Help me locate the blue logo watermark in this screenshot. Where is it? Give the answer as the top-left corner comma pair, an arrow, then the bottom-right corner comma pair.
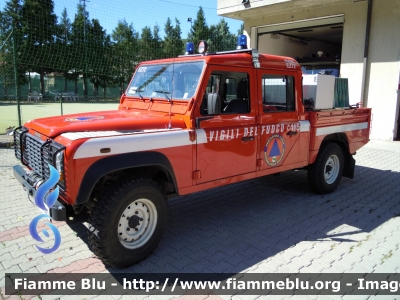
28,165 -> 62,254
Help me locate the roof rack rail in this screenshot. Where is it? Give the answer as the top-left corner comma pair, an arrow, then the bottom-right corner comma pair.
216,48 -> 261,68
178,48 -> 261,69
178,54 -> 203,57
215,48 -> 254,55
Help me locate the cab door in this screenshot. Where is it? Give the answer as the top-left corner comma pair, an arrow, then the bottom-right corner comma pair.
195,66 -> 257,183
257,70 -> 302,173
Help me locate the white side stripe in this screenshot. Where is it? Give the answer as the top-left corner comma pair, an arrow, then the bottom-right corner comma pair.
316,122 -> 368,136
299,120 -> 310,132
196,129 -> 208,144
74,130 -> 205,159
62,129 -> 181,141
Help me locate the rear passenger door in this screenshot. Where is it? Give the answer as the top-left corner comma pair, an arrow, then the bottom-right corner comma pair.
195,66 -> 258,183
257,70 -> 301,174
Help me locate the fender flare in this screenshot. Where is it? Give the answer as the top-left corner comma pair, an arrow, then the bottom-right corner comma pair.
74,151 -> 178,205
322,132 -> 349,150
318,133 -> 355,179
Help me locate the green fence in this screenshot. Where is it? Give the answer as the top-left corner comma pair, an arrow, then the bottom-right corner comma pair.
0,0 -> 243,133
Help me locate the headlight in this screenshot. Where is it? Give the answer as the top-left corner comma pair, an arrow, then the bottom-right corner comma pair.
55,150 -> 65,182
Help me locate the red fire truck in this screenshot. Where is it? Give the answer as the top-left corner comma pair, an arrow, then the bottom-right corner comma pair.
13,37 -> 371,268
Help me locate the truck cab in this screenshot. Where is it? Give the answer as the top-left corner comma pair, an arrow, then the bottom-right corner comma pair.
13,37 -> 371,268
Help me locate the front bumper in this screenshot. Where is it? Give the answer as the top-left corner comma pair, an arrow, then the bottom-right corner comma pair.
13,165 -> 67,221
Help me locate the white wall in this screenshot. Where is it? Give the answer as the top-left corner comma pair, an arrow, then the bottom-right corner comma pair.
339,3 -> 367,107
364,0 -> 400,140
234,0 -> 400,140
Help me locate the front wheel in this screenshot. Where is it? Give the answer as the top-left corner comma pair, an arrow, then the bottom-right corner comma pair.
308,142 -> 344,194
88,178 -> 168,268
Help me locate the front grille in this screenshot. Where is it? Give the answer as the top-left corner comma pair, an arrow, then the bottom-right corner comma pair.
25,135 -> 52,180
14,129 -> 66,189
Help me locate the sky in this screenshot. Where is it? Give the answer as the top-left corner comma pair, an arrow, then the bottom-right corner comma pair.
0,0 -> 243,39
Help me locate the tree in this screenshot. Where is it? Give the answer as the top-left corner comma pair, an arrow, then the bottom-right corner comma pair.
88,18 -> 110,97
59,8 -> 72,43
188,7 -> 209,47
71,3 -> 91,95
1,0 -> 26,99
163,17 -> 183,58
21,0 -> 58,95
237,22 -> 244,36
0,9 -> 14,99
139,25 -> 163,61
58,8 -> 72,93
98,34 -> 115,98
111,20 -> 139,95
2,0 -> 21,33
208,18 -> 236,52
139,26 -> 153,62
152,24 -> 163,59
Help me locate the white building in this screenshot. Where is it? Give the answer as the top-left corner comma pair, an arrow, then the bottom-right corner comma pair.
218,0 -> 400,140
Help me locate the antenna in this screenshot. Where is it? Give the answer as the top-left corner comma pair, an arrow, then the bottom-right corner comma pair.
167,36 -> 179,130
168,99 -> 173,129
168,59 -> 175,130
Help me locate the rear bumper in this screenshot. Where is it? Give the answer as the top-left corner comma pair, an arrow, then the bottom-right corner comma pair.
13,165 -> 67,221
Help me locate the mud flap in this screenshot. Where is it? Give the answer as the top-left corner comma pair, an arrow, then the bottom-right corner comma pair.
343,154 -> 355,179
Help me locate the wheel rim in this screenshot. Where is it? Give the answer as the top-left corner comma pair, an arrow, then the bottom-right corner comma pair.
324,154 -> 340,184
118,198 -> 157,249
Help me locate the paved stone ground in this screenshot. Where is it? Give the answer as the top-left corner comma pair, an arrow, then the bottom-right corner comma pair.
0,134 -> 13,148
1,140 -> 400,300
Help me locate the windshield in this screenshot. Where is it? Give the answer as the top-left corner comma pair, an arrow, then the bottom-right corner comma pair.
126,61 -> 204,101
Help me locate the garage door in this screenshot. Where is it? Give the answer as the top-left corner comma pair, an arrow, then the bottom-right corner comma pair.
254,15 -> 344,75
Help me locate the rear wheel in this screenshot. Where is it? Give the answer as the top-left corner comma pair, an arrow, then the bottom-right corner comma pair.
88,178 -> 167,268
308,142 -> 344,194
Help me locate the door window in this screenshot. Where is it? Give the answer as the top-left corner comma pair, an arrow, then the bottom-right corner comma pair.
262,75 -> 295,112
201,71 -> 250,115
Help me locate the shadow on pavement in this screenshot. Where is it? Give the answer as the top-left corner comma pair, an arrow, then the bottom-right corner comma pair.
68,164 -> 400,274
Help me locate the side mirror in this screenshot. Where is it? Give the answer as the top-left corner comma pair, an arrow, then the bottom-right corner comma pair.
207,93 -> 221,115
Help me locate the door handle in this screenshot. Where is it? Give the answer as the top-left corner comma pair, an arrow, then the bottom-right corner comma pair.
287,131 -> 298,136
242,136 -> 254,142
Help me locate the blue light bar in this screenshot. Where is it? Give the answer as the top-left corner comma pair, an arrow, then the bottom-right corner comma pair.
185,42 -> 194,55
236,35 -> 247,50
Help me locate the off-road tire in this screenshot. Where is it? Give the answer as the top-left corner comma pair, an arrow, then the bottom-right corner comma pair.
308,142 -> 344,194
88,178 -> 167,268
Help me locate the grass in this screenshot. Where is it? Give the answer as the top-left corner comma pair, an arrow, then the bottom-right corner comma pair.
0,102 -> 119,134
349,234 -> 371,253
381,250 -> 393,264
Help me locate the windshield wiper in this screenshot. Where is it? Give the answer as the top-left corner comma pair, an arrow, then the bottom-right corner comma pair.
154,90 -> 171,102
136,88 -> 145,100
130,88 -> 145,100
